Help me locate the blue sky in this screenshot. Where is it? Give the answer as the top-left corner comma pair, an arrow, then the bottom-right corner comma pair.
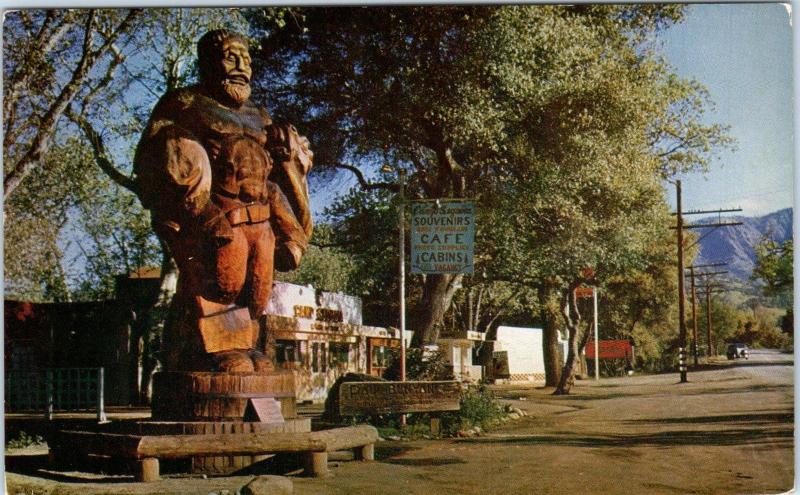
660,3 -> 794,217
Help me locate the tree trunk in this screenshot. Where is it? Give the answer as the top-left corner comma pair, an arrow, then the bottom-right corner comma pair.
138,248 -> 178,404
410,273 -> 462,347
555,285 -> 586,395
539,282 -> 562,387
127,316 -> 142,405
554,320 -> 583,394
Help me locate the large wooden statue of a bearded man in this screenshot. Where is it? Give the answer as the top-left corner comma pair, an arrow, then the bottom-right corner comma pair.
134,30 -> 313,374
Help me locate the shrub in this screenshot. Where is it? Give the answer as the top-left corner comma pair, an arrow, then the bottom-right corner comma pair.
382,347 -> 454,381
350,349 -> 509,437
442,384 -> 509,435
7,431 -> 44,449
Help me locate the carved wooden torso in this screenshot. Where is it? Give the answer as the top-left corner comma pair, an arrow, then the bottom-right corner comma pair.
164,87 -> 272,166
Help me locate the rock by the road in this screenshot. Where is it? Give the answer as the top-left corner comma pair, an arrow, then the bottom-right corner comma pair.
240,475 -> 293,495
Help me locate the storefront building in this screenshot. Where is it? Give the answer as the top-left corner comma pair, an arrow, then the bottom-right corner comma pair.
264,282 -> 411,402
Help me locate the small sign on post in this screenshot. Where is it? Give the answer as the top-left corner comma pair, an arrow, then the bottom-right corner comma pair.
244,397 -> 285,424
410,200 -> 475,274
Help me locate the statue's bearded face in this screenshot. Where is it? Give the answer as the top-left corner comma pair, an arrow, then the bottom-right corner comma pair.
212,39 -> 252,107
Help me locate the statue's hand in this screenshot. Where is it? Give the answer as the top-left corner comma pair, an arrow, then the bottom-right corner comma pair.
267,123 -> 313,174
269,145 -> 293,163
274,241 -> 305,272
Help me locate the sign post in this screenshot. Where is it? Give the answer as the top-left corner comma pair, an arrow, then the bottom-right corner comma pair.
398,169 -> 407,385
575,286 -> 599,380
593,288 -> 599,381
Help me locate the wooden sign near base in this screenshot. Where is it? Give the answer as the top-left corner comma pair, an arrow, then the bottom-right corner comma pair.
244,397 -> 285,424
338,381 -> 461,417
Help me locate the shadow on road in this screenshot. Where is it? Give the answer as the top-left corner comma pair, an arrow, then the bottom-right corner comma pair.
376,444 -> 419,461
696,361 -> 794,371
625,412 -> 793,426
384,456 -> 467,466
546,383 -> 791,402
5,453 -> 136,483
678,384 -> 792,397
462,427 -> 792,448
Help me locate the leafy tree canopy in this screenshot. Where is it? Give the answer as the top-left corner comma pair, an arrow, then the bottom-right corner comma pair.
249,5 -> 733,353
752,237 -> 793,299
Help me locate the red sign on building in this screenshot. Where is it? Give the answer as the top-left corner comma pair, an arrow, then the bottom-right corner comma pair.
586,340 -> 633,360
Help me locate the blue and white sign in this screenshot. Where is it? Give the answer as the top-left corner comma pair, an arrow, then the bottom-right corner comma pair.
410,200 -> 475,274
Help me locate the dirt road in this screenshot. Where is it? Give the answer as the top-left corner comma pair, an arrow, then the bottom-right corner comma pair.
6,349 -> 794,495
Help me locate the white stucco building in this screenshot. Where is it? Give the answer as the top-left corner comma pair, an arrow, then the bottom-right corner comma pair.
492,326 -> 567,383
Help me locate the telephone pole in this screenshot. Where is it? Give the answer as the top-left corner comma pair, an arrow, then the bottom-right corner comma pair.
699,284 -> 731,357
672,180 -> 741,382
674,181 -> 688,381
706,286 -> 713,356
685,264 -> 727,363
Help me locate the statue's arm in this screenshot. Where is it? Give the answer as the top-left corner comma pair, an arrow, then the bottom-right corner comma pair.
265,122 -> 314,238
268,182 -> 309,272
133,90 -> 232,243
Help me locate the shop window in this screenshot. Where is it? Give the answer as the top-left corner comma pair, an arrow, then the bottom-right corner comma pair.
330,343 -> 351,368
369,343 -> 398,377
472,345 -> 481,365
275,340 -> 304,369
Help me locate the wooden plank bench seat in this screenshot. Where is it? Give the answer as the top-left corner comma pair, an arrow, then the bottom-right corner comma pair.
53,425 -> 378,481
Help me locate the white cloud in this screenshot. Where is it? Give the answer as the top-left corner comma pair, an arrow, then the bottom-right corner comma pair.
734,197 -> 792,217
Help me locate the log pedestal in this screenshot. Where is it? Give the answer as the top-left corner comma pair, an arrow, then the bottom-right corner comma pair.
150,370 -> 301,474
151,370 -> 297,421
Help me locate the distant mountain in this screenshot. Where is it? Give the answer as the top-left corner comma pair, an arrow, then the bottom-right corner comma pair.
695,208 -> 792,282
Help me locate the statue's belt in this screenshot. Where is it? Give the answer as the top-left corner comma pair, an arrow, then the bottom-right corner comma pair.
226,203 -> 270,226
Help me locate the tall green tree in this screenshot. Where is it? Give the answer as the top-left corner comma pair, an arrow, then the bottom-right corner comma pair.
250,5 -> 732,356
3,10 -> 142,199
752,237 -> 793,298
752,236 -> 793,342
275,223 -> 358,295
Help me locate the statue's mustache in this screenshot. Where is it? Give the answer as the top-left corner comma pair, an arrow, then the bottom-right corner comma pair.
224,72 -> 250,85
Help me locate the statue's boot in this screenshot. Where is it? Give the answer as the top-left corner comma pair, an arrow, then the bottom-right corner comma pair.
212,349 -> 254,372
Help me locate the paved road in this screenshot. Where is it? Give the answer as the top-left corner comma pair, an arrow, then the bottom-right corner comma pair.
294,349 -> 794,495
5,349 -> 794,495
739,347 -> 793,368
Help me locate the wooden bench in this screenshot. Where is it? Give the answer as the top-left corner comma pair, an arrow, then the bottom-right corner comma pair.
53,425 -> 378,481
337,381 -> 461,435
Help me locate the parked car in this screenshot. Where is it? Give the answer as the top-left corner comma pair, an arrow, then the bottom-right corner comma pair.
726,343 -> 749,360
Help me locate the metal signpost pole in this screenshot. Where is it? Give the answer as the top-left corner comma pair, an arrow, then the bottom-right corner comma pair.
399,169 -> 407,384
706,287 -> 713,357
690,266 -> 699,366
593,288 -> 599,381
397,169 -> 407,427
97,367 -> 107,423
